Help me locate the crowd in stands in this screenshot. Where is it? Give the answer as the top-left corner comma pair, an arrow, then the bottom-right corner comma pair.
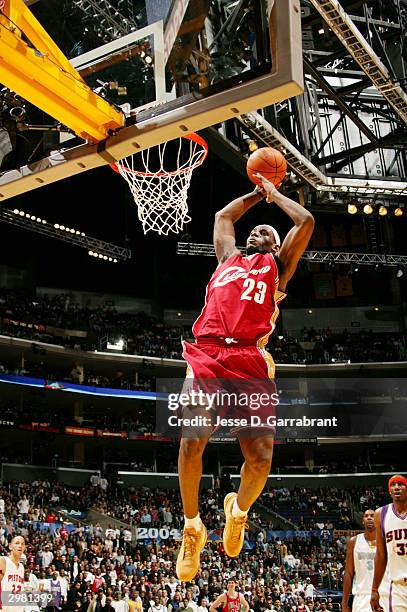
0,478 -> 374,611
0,396 -> 156,436
269,327 -> 406,364
0,359 -> 154,392
259,487 -> 355,531
0,290 -> 406,365
0,290 -> 182,358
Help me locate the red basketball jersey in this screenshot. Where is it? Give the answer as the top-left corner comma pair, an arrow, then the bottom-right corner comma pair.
222,593 -> 241,612
192,252 -> 286,345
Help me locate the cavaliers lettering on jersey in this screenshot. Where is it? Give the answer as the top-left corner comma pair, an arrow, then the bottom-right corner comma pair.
222,593 -> 241,612
192,252 -> 286,344
381,503 -> 407,585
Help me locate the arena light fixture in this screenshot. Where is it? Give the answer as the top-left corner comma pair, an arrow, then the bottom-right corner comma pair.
396,268 -> 404,278
378,206 -> 388,216
347,203 -> 357,214
1,208 -> 130,261
394,207 -> 404,217
363,203 -> 373,215
177,242 -> 407,268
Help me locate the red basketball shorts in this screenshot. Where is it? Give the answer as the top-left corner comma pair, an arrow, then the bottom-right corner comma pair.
181,338 -> 277,436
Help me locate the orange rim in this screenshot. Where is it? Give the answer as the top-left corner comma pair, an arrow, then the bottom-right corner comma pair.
110,132 -> 208,177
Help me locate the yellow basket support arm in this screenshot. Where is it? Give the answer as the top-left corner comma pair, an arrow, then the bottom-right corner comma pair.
0,0 -> 124,142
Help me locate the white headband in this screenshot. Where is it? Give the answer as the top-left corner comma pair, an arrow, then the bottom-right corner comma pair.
266,225 -> 281,246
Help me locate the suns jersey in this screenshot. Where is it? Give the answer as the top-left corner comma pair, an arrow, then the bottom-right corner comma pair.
381,503 -> 407,585
192,252 -> 286,343
0,556 -> 24,610
352,533 -> 390,597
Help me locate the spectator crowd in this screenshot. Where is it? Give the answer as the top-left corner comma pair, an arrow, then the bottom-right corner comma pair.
0,290 -> 405,365
0,478 -> 389,611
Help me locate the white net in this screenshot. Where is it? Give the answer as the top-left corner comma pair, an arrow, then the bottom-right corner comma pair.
114,134 -> 208,236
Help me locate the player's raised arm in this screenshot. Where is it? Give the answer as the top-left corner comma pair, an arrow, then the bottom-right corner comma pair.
213,187 -> 264,264
341,536 -> 356,612
255,173 -> 314,291
209,593 -> 226,612
371,508 -> 386,612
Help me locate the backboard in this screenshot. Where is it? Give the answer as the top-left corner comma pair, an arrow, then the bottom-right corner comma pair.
0,0 -> 304,200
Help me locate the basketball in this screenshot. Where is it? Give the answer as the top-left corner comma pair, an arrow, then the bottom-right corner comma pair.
246,147 -> 287,187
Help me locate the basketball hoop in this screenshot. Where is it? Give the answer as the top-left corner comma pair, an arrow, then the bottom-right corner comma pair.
111,133 -> 208,236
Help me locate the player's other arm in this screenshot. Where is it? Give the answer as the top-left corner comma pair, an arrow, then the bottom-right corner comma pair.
209,594 -> 226,612
341,536 -> 356,612
371,508 -> 387,612
255,174 -> 314,291
0,556 -> 5,580
214,188 -> 264,264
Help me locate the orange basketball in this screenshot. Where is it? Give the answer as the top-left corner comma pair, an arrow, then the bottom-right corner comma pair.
246,147 -> 287,187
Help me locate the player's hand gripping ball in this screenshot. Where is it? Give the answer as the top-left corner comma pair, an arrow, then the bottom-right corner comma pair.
247,146 -> 287,188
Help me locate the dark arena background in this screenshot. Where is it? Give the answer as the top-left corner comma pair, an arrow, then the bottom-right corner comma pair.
0,0 -> 406,611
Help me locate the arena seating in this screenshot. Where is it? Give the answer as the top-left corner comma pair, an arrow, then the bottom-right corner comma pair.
1,290 -> 405,365
1,479 -> 387,610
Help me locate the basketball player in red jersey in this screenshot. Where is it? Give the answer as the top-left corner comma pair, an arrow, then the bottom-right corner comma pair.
0,535 -> 26,612
175,173 -> 314,581
209,579 -> 249,612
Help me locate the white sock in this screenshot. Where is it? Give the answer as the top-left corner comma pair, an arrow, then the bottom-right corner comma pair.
232,499 -> 248,519
184,514 -> 202,531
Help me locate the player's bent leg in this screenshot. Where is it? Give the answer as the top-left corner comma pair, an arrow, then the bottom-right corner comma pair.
178,436 -> 209,518
237,435 -> 274,510
222,435 -> 274,557
176,436 -> 210,581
